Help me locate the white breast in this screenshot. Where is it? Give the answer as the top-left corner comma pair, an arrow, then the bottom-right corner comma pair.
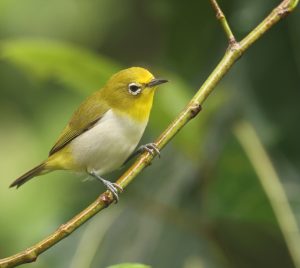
70,109 -> 147,175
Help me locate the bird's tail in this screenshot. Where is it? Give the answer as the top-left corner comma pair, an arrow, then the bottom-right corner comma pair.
10,162 -> 49,188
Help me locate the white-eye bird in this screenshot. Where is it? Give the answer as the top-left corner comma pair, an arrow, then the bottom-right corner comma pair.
10,67 -> 168,201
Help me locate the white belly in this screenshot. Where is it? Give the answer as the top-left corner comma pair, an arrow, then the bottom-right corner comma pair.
70,109 -> 147,175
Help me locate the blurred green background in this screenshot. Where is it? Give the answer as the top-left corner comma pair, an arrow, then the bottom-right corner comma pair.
0,0 -> 299,267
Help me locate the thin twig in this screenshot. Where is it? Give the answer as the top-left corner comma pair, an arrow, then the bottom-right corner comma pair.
234,121 -> 300,268
210,0 -> 237,47
0,0 -> 298,267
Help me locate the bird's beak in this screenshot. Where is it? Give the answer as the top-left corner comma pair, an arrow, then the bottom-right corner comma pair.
147,78 -> 168,88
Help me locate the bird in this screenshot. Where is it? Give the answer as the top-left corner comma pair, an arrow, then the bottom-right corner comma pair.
10,67 -> 168,201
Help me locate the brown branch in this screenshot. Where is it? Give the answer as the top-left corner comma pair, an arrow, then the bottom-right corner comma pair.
0,0 -> 298,267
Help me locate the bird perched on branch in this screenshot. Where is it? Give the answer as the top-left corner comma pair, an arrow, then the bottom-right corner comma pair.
10,67 -> 168,201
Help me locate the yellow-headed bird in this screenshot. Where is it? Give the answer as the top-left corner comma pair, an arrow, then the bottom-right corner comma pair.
10,67 -> 168,201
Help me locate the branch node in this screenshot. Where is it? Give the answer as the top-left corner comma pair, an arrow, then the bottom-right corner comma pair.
99,192 -> 113,207
24,249 -> 37,263
276,5 -> 290,17
229,37 -> 237,47
189,103 -> 202,119
215,9 -> 224,20
210,0 -> 237,45
229,40 -> 241,54
59,223 -> 73,236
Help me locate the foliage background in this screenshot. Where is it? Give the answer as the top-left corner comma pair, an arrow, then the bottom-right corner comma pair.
0,0 -> 299,267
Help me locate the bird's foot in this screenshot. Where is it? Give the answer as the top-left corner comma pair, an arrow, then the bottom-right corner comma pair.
139,143 -> 160,158
101,179 -> 123,203
89,171 -> 123,203
123,143 -> 161,166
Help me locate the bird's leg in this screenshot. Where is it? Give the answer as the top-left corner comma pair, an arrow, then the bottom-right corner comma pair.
124,143 -> 160,165
89,170 -> 123,203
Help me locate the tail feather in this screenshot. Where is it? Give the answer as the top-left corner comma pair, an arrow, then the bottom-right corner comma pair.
10,163 -> 47,188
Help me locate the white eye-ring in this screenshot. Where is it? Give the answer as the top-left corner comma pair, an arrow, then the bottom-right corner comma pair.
128,83 -> 142,95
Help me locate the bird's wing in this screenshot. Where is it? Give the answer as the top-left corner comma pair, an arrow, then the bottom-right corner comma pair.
49,91 -> 110,156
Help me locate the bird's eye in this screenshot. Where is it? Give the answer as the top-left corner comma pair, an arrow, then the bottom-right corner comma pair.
128,83 -> 142,95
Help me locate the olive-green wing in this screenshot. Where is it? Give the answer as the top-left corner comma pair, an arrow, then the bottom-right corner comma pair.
49,91 -> 109,156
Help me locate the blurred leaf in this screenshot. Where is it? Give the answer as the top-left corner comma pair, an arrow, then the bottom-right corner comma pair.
201,132 -> 293,267
203,132 -> 277,222
210,219 -> 294,268
234,121 -> 300,268
1,38 -> 120,92
106,263 -> 151,268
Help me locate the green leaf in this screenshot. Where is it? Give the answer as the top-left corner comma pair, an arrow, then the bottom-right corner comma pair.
106,263 -> 151,268
1,38 -> 120,93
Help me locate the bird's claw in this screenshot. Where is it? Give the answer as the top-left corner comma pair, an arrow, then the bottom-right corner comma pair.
89,171 -> 123,203
139,143 -> 160,158
102,180 -> 123,203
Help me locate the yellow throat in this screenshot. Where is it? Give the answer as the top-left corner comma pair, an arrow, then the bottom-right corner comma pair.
101,67 -> 160,122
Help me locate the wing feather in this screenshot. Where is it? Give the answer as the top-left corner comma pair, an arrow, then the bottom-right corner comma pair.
49,91 -> 109,156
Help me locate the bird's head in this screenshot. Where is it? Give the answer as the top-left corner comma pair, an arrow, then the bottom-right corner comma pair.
102,67 -> 168,122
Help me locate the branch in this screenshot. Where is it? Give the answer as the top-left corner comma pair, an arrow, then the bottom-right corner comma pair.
210,0 -> 237,46
0,1 -> 298,267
